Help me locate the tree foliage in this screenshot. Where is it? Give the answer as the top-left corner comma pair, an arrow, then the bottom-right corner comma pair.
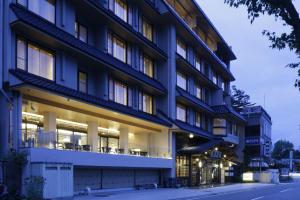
224,0 -> 300,89
272,139 -> 294,159
231,85 -> 255,111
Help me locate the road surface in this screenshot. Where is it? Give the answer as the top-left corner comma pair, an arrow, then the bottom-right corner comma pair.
176,181 -> 300,200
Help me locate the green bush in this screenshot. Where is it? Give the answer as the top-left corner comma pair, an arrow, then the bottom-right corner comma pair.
24,176 -> 45,200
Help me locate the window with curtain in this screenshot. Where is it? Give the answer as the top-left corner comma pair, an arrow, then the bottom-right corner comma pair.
177,72 -> 187,90
108,33 -> 131,64
17,38 -> 54,80
195,56 -> 201,71
75,22 -> 87,43
195,112 -> 201,127
213,118 -> 227,136
176,104 -> 186,122
176,39 -> 187,59
17,0 -> 56,23
195,84 -> 202,100
109,80 -> 128,105
78,71 -> 87,93
142,18 -> 153,41
139,92 -> 153,114
142,54 -> 154,78
114,0 -> 128,22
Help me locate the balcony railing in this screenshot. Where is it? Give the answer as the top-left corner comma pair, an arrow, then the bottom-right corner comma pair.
21,130 -> 171,159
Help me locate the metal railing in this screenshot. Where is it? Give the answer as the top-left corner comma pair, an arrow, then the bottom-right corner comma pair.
21,130 -> 171,159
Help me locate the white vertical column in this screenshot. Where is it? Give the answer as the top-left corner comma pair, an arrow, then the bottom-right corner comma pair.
88,121 -> 98,152
119,128 -> 129,154
43,112 -> 57,148
43,112 -> 57,133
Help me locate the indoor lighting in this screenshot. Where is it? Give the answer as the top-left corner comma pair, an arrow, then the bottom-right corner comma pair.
229,162 -> 232,167
189,133 -> 194,138
57,118 -> 88,127
22,112 -> 43,118
198,161 -> 203,168
220,163 -> 223,169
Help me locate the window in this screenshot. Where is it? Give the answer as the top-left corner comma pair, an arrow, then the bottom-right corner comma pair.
75,22 -> 87,43
195,84 -> 202,100
108,33 -> 131,64
212,70 -> 218,85
177,39 -> 187,58
142,18 -> 153,41
139,92 -> 153,114
195,56 -> 201,71
176,104 -> 186,122
177,72 -> 187,90
232,122 -> 237,136
142,54 -> 154,78
17,0 -> 56,23
78,71 -> 87,93
109,80 -> 128,106
17,38 -> 54,80
195,112 -> 201,127
114,0 -> 128,22
213,118 -> 226,136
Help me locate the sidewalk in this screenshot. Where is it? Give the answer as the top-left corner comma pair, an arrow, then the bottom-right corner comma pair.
74,183 -> 274,200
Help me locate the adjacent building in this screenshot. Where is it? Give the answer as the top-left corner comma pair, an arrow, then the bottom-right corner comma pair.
242,106 -> 272,168
0,0 -> 245,198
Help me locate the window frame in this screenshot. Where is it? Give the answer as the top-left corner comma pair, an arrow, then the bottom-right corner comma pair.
176,104 -> 187,122
78,71 -> 88,93
17,0 -> 56,24
195,112 -> 201,128
109,33 -> 129,64
142,17 -> 153,41
176,39 -> 187,59
109,79 -> 129,106
176,71 -> 187,90
113,0 -> 128,23
16,36 -> 56,81
75,21 -> 88,43
142,54 -> 154,78
139,92 -> 153,114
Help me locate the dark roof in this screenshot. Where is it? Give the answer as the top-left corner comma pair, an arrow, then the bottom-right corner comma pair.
176,87 -> 214,114
10,69 -> 172,127
177,139 -> 223,154
10,3 -> 167,94
174,120 -> 216,140
212,105 -> 246,122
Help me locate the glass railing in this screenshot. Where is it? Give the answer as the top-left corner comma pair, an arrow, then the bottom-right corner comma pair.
21,130 -> 171,159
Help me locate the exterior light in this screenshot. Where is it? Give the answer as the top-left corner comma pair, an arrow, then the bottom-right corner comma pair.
229,162 -> 232,167
198,161 -> 203,168
224,154 -> 227,158
205,152 -> 208,155
195,158 -> 199,162
220,163 -> 223,169
189,133 -> 194,138
215,147 -> 218,151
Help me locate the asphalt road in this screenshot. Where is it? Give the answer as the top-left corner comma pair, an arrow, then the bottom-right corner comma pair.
179,181 -> 300,200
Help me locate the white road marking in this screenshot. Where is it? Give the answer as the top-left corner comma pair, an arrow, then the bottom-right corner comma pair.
251,197 -> 264,200
280,188 -> 292,193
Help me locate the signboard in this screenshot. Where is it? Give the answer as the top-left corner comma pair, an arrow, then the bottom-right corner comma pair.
210,150 -> 222,159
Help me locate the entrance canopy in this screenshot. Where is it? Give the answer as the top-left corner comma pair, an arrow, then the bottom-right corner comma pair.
177,139 -> 223,154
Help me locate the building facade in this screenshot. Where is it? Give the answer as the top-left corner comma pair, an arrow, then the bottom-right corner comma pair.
0,0 -> 244,198
242,106 -> 272,168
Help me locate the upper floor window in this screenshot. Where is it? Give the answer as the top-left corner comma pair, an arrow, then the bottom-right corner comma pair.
75,22 -> 87,43
109,79 -> 128,106
176,104 -> 186,122
195,56 -> 201,71
142,18 -> 153,41
213,118 -> 226,136
78,71 -> 87,93
195,84 -> 202,100
108,33 -> 131,64
17,0 -> 56,23
212,70 -> 218,85
139,92 -> 153,114
113,0 -> 128,22
177,72 -> 187,90
142,54 -> 154,78
195,112 -> 201,128
17,38 -> 54,80
176,39 -> 186,59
